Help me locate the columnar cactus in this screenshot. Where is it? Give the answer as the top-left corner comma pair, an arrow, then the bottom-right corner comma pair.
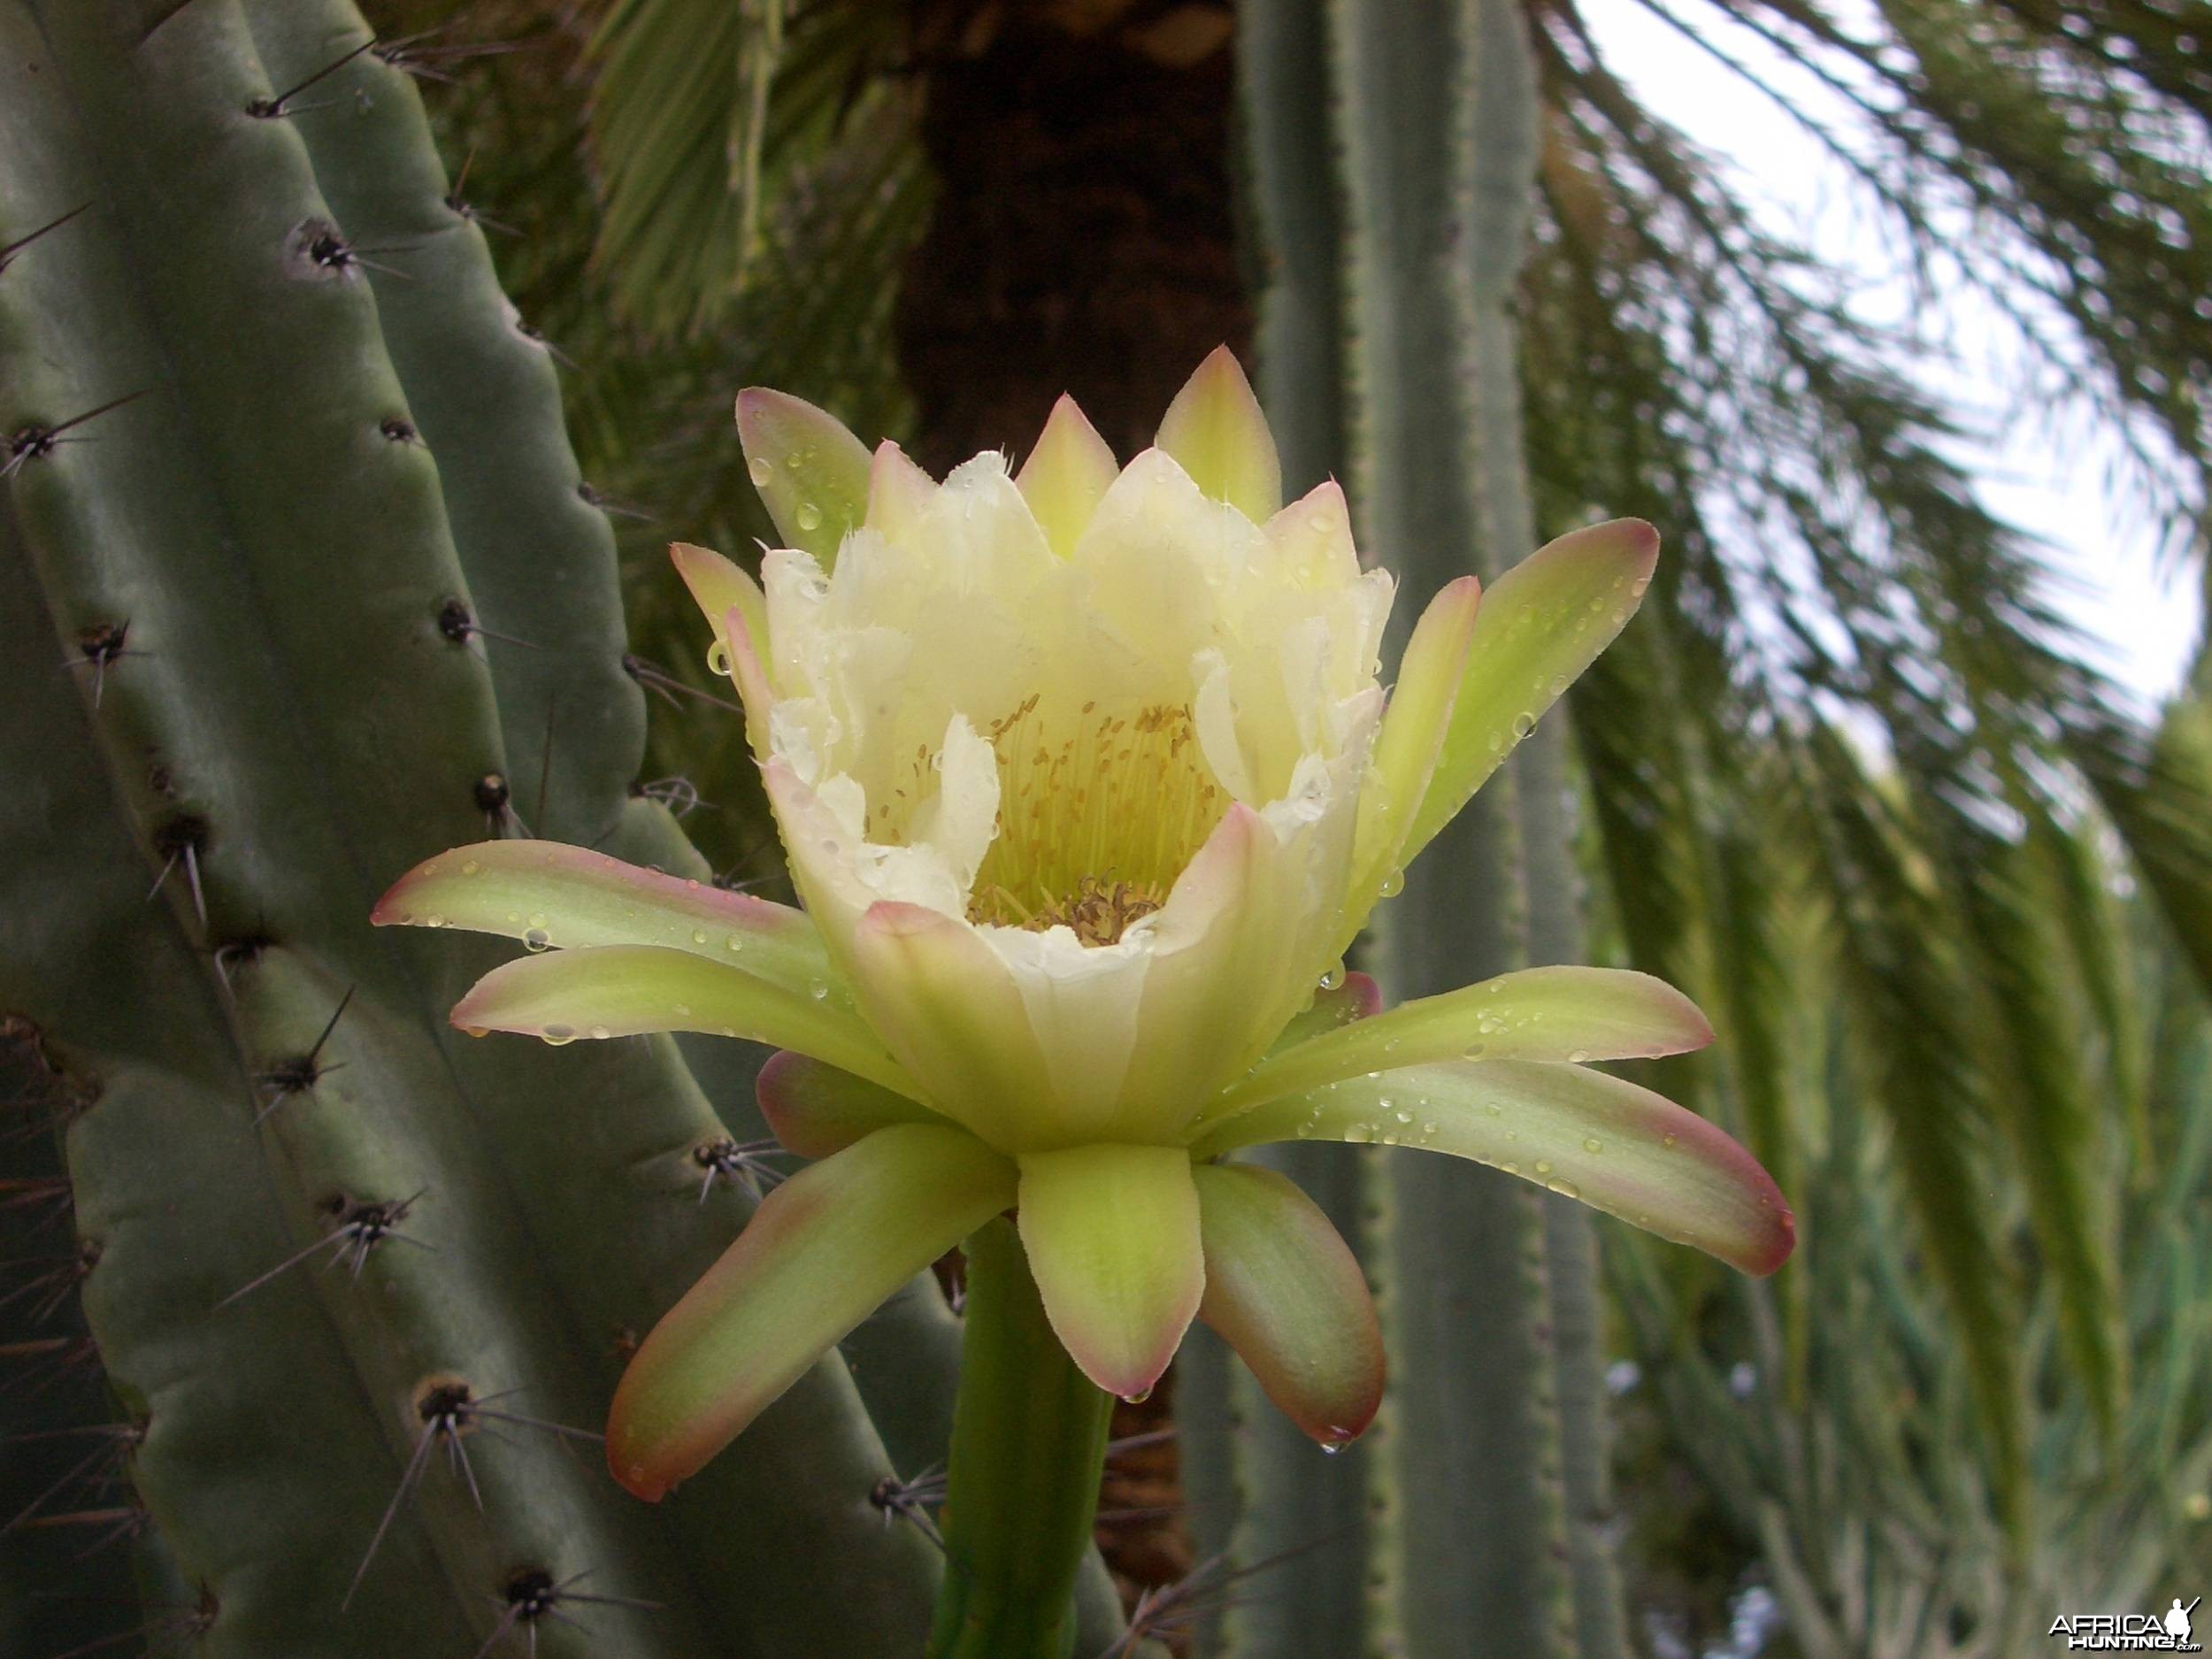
0,3 -> 1124,1652
1177,3 -> 1655,1655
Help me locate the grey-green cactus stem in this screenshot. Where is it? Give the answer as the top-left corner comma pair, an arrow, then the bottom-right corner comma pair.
1189,0 -> 1632,1653
0,0 -> 1115,1650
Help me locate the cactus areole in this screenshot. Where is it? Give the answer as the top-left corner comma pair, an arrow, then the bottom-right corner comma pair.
377,349 -> 1793,1651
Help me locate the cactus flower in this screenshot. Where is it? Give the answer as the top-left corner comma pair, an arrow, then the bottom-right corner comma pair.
376,349 -> 1793,1502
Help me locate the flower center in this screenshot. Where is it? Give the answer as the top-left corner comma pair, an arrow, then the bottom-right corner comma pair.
961,694 -> 1228,940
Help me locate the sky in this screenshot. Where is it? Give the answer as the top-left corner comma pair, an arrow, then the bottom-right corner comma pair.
1586,3 -> 2204,710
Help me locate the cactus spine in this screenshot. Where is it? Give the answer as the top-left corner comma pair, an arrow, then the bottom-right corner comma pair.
1179,2 -> 1626,1654
0,4 -> 1135,1653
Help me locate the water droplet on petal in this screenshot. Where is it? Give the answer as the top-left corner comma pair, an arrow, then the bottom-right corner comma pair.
795,501 -> 823,533
460,858 -> 481,875
1510,711 -> 1535,739
423,912 -> 446,928
1548,1179 -> 1581,1200
1661,1133 -> 1678,1148
706,641 -> 733,676
1318,962 -> 1345,991
1344,1123 -> 1374,1145
748,456 -> 773,488
1121,1386 -> 1151,1405
692,928 -> 710,945
1583,1136 -> 1603,1154
1393,1108 -> 1414,1125
1566,1048 -> 1590,1064
809,979 -> 830,1001
522,926 -> 550,952
1319,1440 -> 1347,1455
1535,1160 -> 1554,1176
588,1024 -> 611,1041
1463,1041 -> 1487,1060
1379,867 -> 1405,898
542,1024 -> 576,1046
726,934 -> 745,951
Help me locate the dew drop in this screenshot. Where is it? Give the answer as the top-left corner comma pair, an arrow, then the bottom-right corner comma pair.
795,501 -> 823,533
1318,962 -> 1345,991
1582,1136 -> 1603,1154
522,926 -> 550,952
691,928 -> 710,945
1566,1048 -> 1590,1064
1511,711 -> 1535,739
460,1024 -> 490,1039
1547,1179 -> 1581,1200
1296,1121 -> 1316,1139
1379,867 -> 1405,898
1344,1123 -> 1375,1144
1393,1108 -> 1414,1125
1319,1440 -> 1348,1456
1379,1132 -> 1400,1146
1422,1120 -> 1440,1136
1502,1160 -> 1520,1175
527,912 -> 547,929
460,858 -> 481,875
748,456 -> 773,488
1535,1160 -> 1554,1176
809,979 -> 830,1001
542,1024 -> 577,1046
1463,1041 -> 1488,1060
588,1024 -> 611,1041
726,934 -> 745,952
706,641 -> 733,676
424,912 -> 446,928
1661,1132 -> 1678,1148
1121,1387 -> 1152,1405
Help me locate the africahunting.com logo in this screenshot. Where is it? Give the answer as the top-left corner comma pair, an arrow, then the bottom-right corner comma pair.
2048,1598 -> 2200,1651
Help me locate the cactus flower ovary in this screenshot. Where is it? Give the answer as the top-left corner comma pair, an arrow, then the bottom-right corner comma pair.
376,349 -> 1793,1502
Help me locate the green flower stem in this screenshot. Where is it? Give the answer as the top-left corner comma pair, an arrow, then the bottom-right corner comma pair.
927,1217 -> 1117,1659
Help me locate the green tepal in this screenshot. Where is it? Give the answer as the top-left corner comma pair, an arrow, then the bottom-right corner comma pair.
0,3 -> 1125,1654
1178,1 -> 1626,1654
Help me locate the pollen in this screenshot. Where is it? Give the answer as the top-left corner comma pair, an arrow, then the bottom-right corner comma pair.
956,694 -> 1227,940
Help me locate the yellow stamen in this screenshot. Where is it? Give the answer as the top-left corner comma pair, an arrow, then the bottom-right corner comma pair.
953,695 -> 1226,940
